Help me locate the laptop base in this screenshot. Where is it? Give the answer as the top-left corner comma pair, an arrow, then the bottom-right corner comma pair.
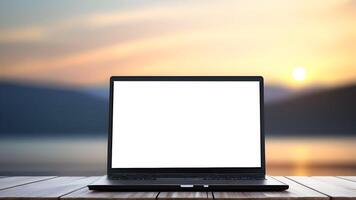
88,176 -> 288,191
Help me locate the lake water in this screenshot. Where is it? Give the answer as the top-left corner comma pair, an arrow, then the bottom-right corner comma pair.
0,136 -> 355,175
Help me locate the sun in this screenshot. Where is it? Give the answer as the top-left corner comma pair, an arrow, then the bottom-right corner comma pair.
292,67 -> 306,81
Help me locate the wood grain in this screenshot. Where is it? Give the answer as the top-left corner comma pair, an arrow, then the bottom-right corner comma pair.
207,192 -> 213,199
62,187 -> 158,200
213,176 -> 328,200
338,176 -> 356,182
158,192 -> 210,200
0,176 -> 55,190
288,176 -> 356,199
0,176 -> 355,200
0,176 -> 98,200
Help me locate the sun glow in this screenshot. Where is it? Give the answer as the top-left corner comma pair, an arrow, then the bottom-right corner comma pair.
292,67 -> 307,82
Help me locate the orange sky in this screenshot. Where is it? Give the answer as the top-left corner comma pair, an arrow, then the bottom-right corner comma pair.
0,0 -> 355,88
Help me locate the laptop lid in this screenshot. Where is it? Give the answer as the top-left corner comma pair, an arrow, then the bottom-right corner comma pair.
108,76 -> 265,177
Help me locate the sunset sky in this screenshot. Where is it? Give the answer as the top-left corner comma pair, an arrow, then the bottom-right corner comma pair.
0,0 -> 355,88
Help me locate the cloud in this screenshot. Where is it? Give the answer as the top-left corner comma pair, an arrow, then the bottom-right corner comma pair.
0,27 -> 46,43
0,0 -> 355,87
0,3 -> 206,44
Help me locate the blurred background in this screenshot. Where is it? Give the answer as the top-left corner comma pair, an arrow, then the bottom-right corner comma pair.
0,0 -> 355,176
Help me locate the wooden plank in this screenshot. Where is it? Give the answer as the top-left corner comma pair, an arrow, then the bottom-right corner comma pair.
207,192 -> 213,199
213,176 -> 328,200
338,176 -> 356,182
288,176 -> 356,199
0,176 -> 98,200
0,176 -> 55,190
158,192 -> 210,200
62,187 -> 157,200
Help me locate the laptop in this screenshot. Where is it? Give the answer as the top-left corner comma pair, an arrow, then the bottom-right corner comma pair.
88,76 -> 288,191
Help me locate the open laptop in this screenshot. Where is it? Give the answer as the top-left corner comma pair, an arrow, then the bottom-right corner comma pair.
88,76 -> 288,191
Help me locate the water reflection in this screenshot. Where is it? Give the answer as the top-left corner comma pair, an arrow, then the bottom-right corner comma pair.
266,137 -> 356,175
0,136 -> 355,175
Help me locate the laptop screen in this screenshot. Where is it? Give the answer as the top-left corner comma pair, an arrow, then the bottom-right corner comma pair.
111,81 -> 261,168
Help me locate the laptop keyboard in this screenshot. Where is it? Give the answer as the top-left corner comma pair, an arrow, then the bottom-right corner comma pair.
203,176 -> 261,180
112,175 -> 263,181
112,175 -> 156,180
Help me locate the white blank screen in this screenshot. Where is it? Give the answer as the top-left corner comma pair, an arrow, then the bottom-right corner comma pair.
112,81 -> 261,168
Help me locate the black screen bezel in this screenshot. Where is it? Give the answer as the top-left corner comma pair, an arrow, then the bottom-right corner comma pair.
108,76 -> 265,177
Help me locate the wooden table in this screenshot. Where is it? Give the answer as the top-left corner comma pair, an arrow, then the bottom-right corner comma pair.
0,176 -> 355,200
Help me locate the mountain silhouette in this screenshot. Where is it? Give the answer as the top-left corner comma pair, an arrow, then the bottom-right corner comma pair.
1,81 -> 355,137
0,81 -> 108,137
265,84 -> 356,136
